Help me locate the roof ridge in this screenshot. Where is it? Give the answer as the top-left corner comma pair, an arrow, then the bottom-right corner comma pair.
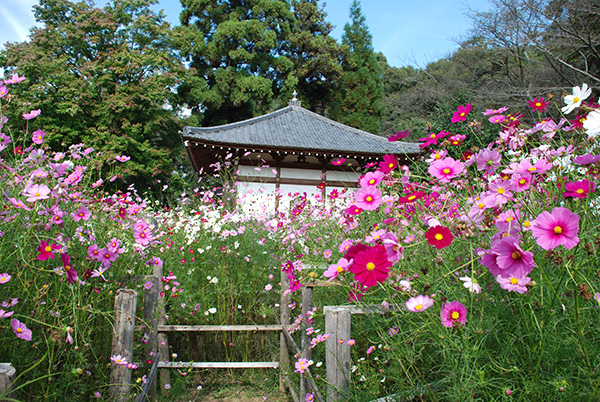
186,106 -> 293,133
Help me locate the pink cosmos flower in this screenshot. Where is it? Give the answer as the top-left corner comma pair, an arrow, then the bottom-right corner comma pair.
3,73 -> 26,84
0,309 -> 14,318
496,275 -> 531,294
23,183 -> 51,202
11,319 -> 32,341
31,129 -> 46,145
348,245 -> 392,288
332,157 -> 345,165
398,190 -> 426,204
354,186 -> 382,211
440,301 -> 467,328
481,236 -> 535,279
419,130 -> 449,148
573,153 -> 600,165
70,206 -> 92,222
23,109 -> 41,120
563,179 -> 595,198
381,232 -> 402,264
488,115 -> 506,124
451,103 -> 473,123
530,207 -> 580,250
0,85 -> 8,98
110,354 -> 129,366
406,295 -> 434,313
294,357 -> 313,373
428,157 -> 465,183
324,258 -> 350,282
115,155 -> 130,162
482,106 -> 509,116
359,171 -> 384,187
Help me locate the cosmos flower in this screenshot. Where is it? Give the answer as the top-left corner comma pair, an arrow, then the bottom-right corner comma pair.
440,301 -> 467,328
406,295 -> 434,313
530,207 -> 579,250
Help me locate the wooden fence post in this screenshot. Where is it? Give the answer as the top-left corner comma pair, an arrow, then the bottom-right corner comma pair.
109,288 -> 138,402
279,269 -> 291,391
0,363 -> 16,401
157,269 -> 170,393
325,307 -> 351,402
143,265 -> 161,398
300,286 -> 313,398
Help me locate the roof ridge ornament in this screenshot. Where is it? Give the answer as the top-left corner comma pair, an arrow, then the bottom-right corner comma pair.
289,90 -> 301,107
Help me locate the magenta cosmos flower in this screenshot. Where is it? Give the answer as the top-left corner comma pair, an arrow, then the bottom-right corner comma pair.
406,295 -> 434,313
563,179 -> 595,198
451,103 -> 473,123
354,186 -> 382,211
428,157 -> 465,183
37,240 -> 61,261
11,319 -> 32,341
348,245 -> 392,288
378,154 -> 398,174
440,301 -> 467,328
530,207 -> 579,250
425,226 -> 454,249
61,253 -> 79,284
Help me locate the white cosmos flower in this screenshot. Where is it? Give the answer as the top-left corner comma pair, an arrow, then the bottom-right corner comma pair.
562,83 -> 592,114
459,276 -> 482,294
583,110 -> 600,137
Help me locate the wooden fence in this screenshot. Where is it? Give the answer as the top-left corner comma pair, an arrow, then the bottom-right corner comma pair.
108,265 -> 372,402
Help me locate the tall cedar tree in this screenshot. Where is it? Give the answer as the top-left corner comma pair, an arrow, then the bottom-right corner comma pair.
175,0 -> 341,125
0,0 -> 186,193
328,0 -> 384,134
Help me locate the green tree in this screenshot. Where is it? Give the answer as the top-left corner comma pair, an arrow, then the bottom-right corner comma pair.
328,0 -> 384,134
286,0 -> 342,113
0,0 -> 186,193
176,0 -> 296,126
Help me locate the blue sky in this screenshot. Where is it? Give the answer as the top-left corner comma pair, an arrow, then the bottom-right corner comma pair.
0,0 -> 491,68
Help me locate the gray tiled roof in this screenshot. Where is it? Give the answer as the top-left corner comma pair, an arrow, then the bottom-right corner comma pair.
182,105 -> 420,156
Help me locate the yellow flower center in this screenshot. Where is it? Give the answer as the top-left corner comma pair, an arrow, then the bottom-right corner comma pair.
430,134 -> 436,138
510,277 -> 519,285
435,233 -> 443,241
45,246 -> 52,252
17,328 -> 22,333
451,311 -> 460,320
65,265 -> 71,271
554,226 -> 562,234
415,304 -> 423,311
519,179 -> 526,185
478,203 -> 484,209
535,102 -> 541,107
435,153 -> 441,159
388,163 -> 394,168
366,262 -> 376,271
574,96 -> 580,103
337,266 -> 344,273
366,196 -> 373,202
369,179 -> 375,185
576,189 -> 584,194
511,251 -> 521,260
497,188 -> 504,194
523,221 -> 531,227
528,167 -> 536,172
443,168 -> 450,174
460,112 -> 465,117
408,195 -> 416,201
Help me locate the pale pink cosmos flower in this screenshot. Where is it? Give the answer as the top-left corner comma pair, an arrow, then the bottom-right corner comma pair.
3,73 -> 26,84
428,157 -> 465,183
110,354 -> 128,366
71,205 -> 92,222
115,155 -> 131,162
0,273 -> 11,284
496,275 -> 531,294
323,258 -> 350,282
0,309 -> 14,318
483,106 -> 509,116
23,109 -> 41,120
475,148 -> 501,174
23,183 -> 51,202
294,358 -> 313,373
530,207 -> 579,250
0,85 -> 8,98
405,295 -> 434,313
11,319 -> 32,341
